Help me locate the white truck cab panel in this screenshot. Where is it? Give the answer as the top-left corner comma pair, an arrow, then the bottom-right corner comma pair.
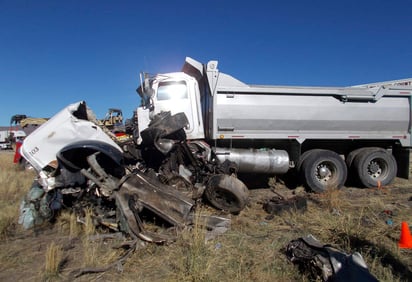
137,72 -> 205,142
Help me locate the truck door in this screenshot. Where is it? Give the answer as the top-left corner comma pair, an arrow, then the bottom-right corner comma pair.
154,80 -> 195,134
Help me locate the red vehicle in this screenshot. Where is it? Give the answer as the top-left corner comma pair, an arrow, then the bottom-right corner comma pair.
10,115 -> 48,168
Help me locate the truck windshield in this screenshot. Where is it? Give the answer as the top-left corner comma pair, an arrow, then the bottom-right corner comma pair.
157,81 -> 187,101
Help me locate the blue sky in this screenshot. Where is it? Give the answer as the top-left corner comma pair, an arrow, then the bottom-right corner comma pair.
1,0 -> 412,126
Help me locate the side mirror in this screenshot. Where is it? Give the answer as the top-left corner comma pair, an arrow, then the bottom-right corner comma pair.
137,73 -> 155,111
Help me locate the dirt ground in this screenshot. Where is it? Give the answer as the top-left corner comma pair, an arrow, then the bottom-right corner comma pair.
0,150 -> 412,281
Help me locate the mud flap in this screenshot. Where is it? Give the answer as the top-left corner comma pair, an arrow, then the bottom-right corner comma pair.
393,146 -> 410,179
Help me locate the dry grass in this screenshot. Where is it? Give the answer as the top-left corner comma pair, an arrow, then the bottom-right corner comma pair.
173,212 -> 211,281
317,186 -> 343,211
0,151 -> 411,281
0,152 -> 35,239
56,211 -> 82,238
44,241 -> 63,280
81,208 -> 100,267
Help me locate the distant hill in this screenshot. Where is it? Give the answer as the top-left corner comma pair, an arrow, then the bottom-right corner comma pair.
0,126 -> 22,131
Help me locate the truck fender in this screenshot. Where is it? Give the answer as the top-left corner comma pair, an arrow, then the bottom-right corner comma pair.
56,140 -> 124,178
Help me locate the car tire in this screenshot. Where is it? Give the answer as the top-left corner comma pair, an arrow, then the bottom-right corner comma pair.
204,174 -> 249,214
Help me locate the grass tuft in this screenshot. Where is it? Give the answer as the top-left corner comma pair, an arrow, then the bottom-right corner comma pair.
169,209 -> 214,281
0,153 -> 35,239
44,241 -> 63,280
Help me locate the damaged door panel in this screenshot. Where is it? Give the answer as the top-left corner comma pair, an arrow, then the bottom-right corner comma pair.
117,173 -> 194,227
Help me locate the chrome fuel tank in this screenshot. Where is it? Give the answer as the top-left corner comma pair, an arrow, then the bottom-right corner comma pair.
214,147 -> 289,174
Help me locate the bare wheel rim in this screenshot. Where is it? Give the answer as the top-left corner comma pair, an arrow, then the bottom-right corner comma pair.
301,149 -> 347,192
367,158 -> 388,180
314,161 -> 337,185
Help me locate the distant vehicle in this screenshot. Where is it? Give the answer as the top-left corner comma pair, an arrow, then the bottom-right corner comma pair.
0,130 -> 12,150
98,108 -> 125,132
10,114 -> 48,168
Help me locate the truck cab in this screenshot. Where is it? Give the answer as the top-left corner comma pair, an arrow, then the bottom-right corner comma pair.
136,71 -> 205,143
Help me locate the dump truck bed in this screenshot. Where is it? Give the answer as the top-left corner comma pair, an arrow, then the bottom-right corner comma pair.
188,59 -> 412,146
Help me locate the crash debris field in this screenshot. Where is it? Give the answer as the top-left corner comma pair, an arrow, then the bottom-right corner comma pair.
0,150 -> 411,281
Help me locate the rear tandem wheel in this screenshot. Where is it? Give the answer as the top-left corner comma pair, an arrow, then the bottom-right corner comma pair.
352,148 -> 397,188
300,149 -> 347,193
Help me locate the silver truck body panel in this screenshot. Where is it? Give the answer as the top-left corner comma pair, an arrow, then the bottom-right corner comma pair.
214,147 -> 290,174
213,91 -> 410,146
195,58 -> 412,147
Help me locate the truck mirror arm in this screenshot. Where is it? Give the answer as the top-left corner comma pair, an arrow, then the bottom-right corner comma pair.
137,73 -> 156,111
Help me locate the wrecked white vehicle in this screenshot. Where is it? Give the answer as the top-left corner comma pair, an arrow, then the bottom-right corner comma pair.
19,101 -> 247,242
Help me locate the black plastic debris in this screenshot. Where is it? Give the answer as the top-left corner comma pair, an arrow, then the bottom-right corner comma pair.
263,195 -> 307,218
285,235 -> 378,282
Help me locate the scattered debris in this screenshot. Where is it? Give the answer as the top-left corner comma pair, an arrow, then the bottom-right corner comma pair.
17,101 -> 239,246
285,234 -> 378,282
263,192 -> 307,219
15,101 -> 239,276
379,209 -> 394,226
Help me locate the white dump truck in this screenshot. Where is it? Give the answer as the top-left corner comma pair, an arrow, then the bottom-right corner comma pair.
136,57 -> 412,192
17,57 -> 412,223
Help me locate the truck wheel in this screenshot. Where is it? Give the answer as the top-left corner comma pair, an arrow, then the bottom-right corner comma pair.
204,174 -> 249,214
297,149 -> 323,172
353,148 -> 397,188
301,150 -> 347,193
345,148 -> 370,186
346,148 -> 368,169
